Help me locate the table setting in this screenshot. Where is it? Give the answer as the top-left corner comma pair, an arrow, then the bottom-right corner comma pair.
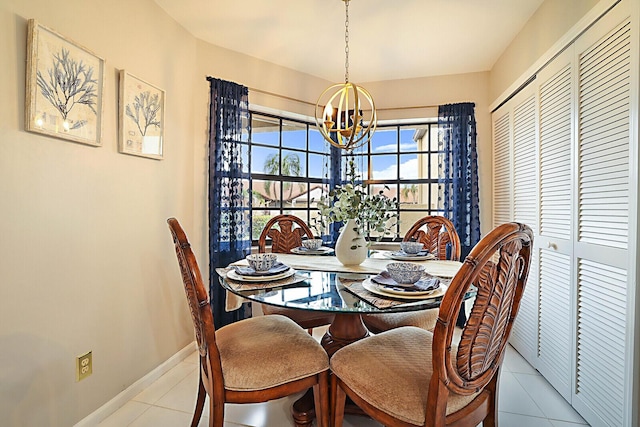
216,254 -> 312,311
219,243 -> 464,312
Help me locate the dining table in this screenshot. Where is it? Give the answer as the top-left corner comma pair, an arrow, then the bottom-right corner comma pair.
217,249 -> 476,427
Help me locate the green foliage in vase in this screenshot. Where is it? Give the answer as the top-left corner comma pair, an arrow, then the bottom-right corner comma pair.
316,157 -> 398,246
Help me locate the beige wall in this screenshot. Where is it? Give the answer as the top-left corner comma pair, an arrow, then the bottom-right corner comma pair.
0,0 -> 198,425
0,0 -> 508,425
490,0 -> 600,103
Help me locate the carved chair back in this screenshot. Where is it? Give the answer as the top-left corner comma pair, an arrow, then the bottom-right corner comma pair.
167,218 -> 223,394
258,214 -> 315,253
428,222 -> 533,422
404,216 -> 461,261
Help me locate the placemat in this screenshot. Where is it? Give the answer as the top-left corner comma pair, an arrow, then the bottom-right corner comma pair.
216,267 -> 310,311
216,267 -> 310,291
342,280 -> 432,310
339,274 -> 452,310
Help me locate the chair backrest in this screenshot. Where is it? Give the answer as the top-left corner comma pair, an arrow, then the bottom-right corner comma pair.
258,214 -> 315,253
429,222 -> 533,412
167,218 -> 223,380
403,216 -> 461,261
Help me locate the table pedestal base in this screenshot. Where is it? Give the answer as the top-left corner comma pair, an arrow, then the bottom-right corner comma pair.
292,313 -> 370,427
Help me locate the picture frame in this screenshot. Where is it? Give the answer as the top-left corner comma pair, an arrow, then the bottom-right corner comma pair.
118,70 -> 165,160
25,19 -> 105,146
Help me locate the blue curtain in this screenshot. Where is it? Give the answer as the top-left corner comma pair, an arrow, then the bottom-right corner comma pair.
438,102 -> 481,260
207,77 -> 252,329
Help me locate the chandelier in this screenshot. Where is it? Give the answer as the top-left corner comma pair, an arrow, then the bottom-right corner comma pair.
315,0 -> 377,152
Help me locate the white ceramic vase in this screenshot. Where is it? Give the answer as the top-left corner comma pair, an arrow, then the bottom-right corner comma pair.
335,218 -> 368,266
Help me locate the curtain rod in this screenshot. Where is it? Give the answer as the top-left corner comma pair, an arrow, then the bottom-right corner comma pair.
248,87 -> 438,111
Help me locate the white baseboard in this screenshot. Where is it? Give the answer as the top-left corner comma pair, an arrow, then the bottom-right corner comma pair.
74,341 -> 197,426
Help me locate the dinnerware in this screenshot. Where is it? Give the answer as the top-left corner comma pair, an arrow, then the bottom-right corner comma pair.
234,262 -> 289,277
385,251 -> 435,261
291,246 -> 334,255
226,268 -> 295,282
362,279 -> 447,300
386,262 -> 425,284
400,241 -> 424,254
301,238 -> 323,250
246,253 -> 278,272
379,282 -> 439,296
371,271 -> 440,293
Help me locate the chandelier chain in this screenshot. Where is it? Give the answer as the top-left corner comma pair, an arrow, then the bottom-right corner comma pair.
344,0 -> 349,83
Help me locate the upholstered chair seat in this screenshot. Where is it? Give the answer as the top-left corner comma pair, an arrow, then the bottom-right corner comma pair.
363,309 -> 439,334
167,218 -> 330,427
216,315 -> 329,391
331,327 -> 478,425
331,222 -> 534,427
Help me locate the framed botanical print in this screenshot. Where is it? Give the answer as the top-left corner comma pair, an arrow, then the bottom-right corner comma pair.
25,19 -> 105,146
118,70 -> 165,160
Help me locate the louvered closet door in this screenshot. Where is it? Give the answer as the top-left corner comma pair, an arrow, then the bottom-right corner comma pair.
535,49 -> 575,401
573,6 -> 632,427
492,111 -> 512,227
509,89 -> 539,363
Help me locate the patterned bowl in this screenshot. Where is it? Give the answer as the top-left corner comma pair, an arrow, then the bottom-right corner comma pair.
246,253 -> 278,272
302,239 -> 323,250
386,262 -> 425,284
400,241 -> 424,254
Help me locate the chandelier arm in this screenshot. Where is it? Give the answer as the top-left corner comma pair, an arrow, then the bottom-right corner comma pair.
315,0 -> 376,151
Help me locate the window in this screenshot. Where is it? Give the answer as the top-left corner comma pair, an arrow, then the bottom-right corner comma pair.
248,110 -> 440,244
249,112 -> 330,242
350,122 -> 444,238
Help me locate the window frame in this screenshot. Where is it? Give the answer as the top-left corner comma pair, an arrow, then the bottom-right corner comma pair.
247,109 -> 442,245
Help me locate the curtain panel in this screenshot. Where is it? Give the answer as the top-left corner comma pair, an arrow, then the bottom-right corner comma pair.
207,77 -> 252,329
438,102 -> 481,259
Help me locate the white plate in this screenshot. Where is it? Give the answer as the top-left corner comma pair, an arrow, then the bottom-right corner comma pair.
226,268 -> 295,282
291,246 -> 334,255
363,278 -> 447,300
385,251 -> 436,261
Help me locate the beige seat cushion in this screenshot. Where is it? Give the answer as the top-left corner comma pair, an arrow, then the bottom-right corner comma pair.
330,327 -> 478,425
216,315 -> 329,391
363,309 -> 439,333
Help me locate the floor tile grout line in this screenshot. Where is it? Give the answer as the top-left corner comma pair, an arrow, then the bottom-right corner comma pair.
130,363 -> 197,405
510,370 -> 587,425
123,402 -> 152,427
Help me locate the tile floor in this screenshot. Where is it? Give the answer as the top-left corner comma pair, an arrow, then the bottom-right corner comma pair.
98,326 -> 590,427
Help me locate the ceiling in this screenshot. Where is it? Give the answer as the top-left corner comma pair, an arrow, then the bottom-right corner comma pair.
154,0 -> 545,83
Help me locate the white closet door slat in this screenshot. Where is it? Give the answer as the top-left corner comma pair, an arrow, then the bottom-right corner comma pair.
540,64 -> 572,239
578,20 -> 631,250
538,250 -> 572,390
493,112 -> 512,226
576,258 -> 627,427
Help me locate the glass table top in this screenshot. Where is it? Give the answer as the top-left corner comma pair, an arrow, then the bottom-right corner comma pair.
220,270 -> 476,314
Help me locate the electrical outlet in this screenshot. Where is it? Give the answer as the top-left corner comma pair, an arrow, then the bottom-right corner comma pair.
76,351 -> 92,381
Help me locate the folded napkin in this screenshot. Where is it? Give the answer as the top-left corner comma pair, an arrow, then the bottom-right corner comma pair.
371,271 -> 440,292
233,262 -> 289,277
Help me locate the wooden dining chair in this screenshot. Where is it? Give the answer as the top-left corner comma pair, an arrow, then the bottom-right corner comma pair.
331,222 -> 533,427
363,215 -> 461,333
257,214 -> 335,333
167,218 -> 330,427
